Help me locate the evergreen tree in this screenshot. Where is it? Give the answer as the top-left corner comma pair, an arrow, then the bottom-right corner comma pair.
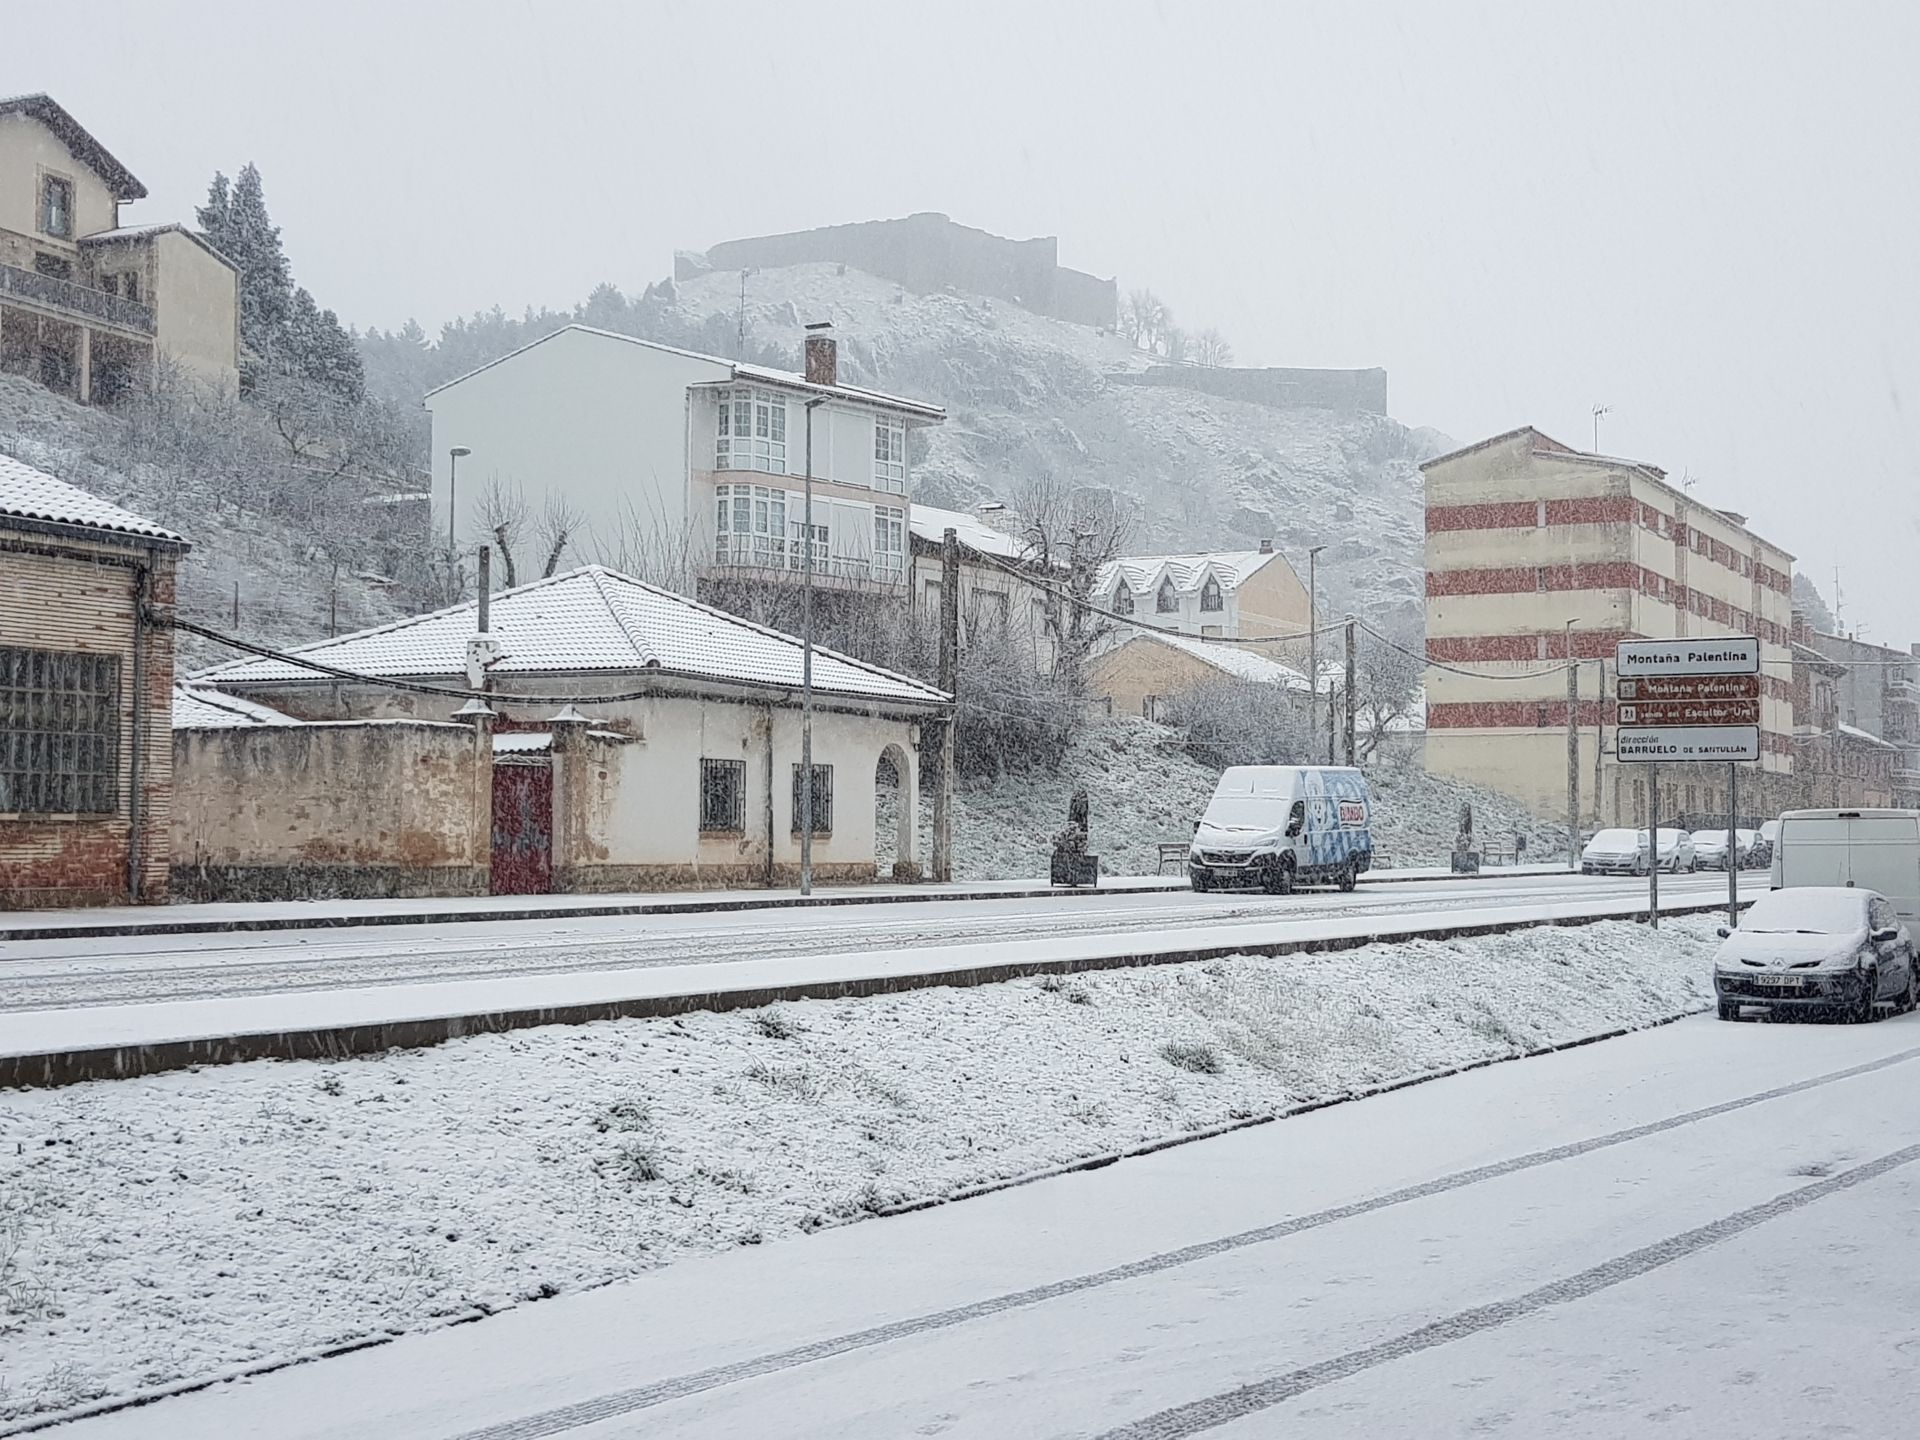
198,163 -> 294,370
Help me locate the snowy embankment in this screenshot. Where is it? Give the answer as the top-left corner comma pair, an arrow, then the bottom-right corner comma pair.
0,916 -> 1716,1427
935,718 -> 1567,880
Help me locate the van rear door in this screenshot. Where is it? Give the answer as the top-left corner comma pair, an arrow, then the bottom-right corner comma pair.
1843,815 -> 1920,923
1777,816 -> 1851,889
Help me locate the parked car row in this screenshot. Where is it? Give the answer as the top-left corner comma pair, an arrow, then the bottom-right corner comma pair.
1580,824 -> 1773,875
1713,808 -> 1920,1023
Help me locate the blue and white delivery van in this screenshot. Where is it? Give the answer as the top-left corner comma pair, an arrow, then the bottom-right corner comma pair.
1187,765 -> 1375,893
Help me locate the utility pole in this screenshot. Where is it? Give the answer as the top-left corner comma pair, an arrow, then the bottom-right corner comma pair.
1727,762 -> 1739,931
1648,768 -> 1660,929
447,446 -> 471,603
800,398 -> 825,895
1567,619 -> 1580,869
1593,658 -> 1606,828
930,528 -> 960,883
1307,544 -> 1326,763
1343,617 -> 1357,766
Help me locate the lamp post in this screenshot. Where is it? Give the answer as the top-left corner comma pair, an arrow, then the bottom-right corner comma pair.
1566,617 -> 1579,870
800,398 -> 826,896
1307,544 -> 1326,762
447,446 -> 471,598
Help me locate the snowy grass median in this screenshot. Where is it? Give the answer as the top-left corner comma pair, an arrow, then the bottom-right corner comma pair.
0,916 -> 1718,1426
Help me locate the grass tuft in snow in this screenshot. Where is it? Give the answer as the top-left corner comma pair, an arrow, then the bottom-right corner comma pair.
1160,1040 -> 1227,1075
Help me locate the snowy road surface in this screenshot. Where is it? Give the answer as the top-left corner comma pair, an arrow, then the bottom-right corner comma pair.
1,871 -> 1747,1013
52,1007 -> 1920,1440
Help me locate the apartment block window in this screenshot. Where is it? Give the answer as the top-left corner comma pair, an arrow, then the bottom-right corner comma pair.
1535,567 -> 1549,593
1114,584 -> 1135,616
1199,576 -> 1224,612
699,758 -> 746,833
791,762 -> 833,836
873,506 -> 906,581
39,175 -> 74,238
1535,703 -> 1550,728
789,519 -> 828,571
715,388 -> 787,473
1156,579 -> 1179,613
714,484 -> 788,568
0,648 -> 120,814
873,417 -> 906,492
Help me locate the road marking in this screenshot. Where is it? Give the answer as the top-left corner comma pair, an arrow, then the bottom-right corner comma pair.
446,1041 -> 1920,1440
1094,1140 -> 1920,1438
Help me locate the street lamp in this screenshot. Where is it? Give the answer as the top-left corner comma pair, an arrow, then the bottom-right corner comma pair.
800,397 -> 827,896
1307,544 -> 1327,763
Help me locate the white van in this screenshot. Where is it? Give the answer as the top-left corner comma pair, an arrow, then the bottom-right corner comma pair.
1769,809 -> 1920,929
1189,765 -> 1375,894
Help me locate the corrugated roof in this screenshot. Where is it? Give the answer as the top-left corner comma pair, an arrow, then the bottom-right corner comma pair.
195,565 -> 948,707
0,452 -> 186,546
171,685 -> 301,730
909,504 -> 1023,559
1096,549 -> 1287,598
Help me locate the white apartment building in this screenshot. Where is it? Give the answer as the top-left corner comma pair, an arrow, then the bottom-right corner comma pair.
425,324 -> 943,597
1092,544 -> 1310,643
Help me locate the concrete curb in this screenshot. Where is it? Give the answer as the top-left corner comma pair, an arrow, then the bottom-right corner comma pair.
0,865 -> 1581,943
0,898 -> 1742,1090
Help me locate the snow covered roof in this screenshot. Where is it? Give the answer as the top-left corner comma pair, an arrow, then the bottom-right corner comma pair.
195,565 -> 948,708
424,325 -> 944,421
0,452 -> 186,548
1096,549 -> 1291,598
909,504 -> 1023,559
171,685 -> 301,730
1127,631 -> 1310,691
79,223 -> 238,272
0,93 -> 145,199
493,729 -> 631,755
1838,723 -> 1897,750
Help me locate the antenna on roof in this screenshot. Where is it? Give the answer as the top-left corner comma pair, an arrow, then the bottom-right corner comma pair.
1591,404 -> 1612,453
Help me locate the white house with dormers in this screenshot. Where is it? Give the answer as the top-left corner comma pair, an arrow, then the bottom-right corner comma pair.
425,323 -> 943,598
1094,542 -> 1311,641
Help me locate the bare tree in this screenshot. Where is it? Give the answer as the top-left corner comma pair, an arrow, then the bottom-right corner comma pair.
471,478 -> 530,588
1351,627 -> 1424,764
1162,325 -> 1192,364
1013,473 -> 1136,696
1160,677 -> 1312,769
1124,288 -> 1169,355
537,493 -> 584,578
1194,328 -> 1234,368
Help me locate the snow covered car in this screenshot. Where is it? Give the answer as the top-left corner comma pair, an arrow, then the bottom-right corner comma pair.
1713,886 -> 1918,1022
1579,828 -> 1693,874
1693,828 -> 1759,871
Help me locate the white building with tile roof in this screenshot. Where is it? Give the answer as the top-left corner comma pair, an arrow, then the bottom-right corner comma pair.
187,565 -> 948,894
424,322 -> 943,607
1093,543 -> 1311,642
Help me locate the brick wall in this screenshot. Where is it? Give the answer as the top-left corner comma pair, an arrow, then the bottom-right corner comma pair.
0,529 -> 176,908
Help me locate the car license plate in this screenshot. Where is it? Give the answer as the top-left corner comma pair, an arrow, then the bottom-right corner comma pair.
1753,974 -> 1799,987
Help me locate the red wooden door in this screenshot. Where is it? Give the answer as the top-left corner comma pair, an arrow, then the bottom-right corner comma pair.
490,762 -> 553,895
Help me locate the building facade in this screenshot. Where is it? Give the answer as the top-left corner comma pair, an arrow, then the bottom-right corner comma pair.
1423,427 -> 1795,827
1804,629 -> 1920,809
425,324 -> 943,606
0,94 -> 239,397
1094,544 -> 1311,643
1,452 -> 184,907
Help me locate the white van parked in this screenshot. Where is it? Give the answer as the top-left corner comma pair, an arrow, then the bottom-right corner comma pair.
1188,765 -> 1375,894
1769,809 -> 1920,930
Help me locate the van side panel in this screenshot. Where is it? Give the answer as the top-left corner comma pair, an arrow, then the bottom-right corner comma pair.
1773,813 -> 1920,927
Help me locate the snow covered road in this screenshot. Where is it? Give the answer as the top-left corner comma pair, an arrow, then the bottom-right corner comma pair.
0,872 -> 1746,1012
43,1000 -> 1920,1440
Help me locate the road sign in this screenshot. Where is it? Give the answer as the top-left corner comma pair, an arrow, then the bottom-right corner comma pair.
1615,637 -> 1759,677
1616,726 -> 1761,762
1616,699 -> 1760,727
1615,675 -> 1759,702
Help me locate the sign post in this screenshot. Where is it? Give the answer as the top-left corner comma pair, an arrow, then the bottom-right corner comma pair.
1615,637 -> 1761,929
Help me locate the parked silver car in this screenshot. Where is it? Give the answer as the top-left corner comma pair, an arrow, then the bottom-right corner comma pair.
1579,827 -> 1694,875
1713,886 -> 1918,1022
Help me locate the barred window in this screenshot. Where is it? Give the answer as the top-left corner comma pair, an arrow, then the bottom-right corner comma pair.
699,758 -> 746,833
791,762 -> 833,835
0,648 -> 120,814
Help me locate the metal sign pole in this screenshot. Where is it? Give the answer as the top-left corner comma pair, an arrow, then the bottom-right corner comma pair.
1727,761 -> 1739,929
1648,765 -> 1659,929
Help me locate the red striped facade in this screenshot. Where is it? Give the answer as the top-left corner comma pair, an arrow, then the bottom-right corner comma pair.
1427,699 -> 1792,755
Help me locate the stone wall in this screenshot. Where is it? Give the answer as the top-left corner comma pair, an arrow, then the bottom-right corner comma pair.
1109,365 -> 1389,415
680,213 -> 1117,329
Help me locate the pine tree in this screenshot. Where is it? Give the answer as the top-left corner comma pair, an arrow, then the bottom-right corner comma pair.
198,163 -> 295,370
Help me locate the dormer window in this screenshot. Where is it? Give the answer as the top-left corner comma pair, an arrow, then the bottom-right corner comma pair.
1199,576 -> 1223,612
40,175 -> 73,239
1114,584 -> 1134,616
715,389 -> 787,474
1156,579 -> 1179,614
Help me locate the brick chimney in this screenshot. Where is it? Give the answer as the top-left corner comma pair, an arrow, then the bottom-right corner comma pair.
1258,538 -> 1273,554
805,321 -> 836,387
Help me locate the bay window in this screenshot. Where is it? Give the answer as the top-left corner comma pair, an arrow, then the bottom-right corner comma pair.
716,388 -> 787,473
714,483 -> 788,568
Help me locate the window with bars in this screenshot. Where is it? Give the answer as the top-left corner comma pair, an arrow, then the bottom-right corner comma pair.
699,758 -> 746,833
0,648 -> 120,814
873,417 -> 906,492
791,762 -> 833,835
715,388 -> 787,473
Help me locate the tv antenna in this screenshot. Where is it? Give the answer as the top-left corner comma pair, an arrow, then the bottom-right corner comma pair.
1591,404 -> 1612,453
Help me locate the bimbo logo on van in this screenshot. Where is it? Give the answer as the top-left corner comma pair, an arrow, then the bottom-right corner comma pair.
1338,800 -> 1367,827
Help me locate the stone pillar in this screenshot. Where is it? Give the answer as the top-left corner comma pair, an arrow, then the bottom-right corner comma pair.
548,704 -> 591,894
453,698 -> 496,893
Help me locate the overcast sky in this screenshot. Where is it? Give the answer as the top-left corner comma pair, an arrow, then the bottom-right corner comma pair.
15,0 -> 1920,638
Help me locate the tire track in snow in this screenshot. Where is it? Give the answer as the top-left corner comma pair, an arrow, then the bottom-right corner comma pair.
1094,1141 -> 1920,1438
446,1041 -> 1920,1440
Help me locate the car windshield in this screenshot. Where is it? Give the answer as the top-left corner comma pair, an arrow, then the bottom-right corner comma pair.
1587,829 -> 1638,848
1737,889 -> 1868,935
1201,797 -> 1282,829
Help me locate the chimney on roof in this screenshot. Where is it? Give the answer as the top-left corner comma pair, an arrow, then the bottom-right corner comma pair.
1258,538 -> 1273,554
805,321 -> 836,387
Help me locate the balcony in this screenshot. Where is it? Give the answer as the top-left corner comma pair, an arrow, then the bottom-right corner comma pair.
0,263 -> 154,335
1886,677 -> 1920,707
